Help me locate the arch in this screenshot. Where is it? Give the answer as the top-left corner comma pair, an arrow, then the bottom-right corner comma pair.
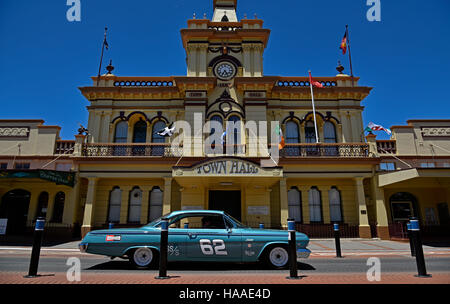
107,187 -> 122,223
288,187 -> 302,223
148,187 -> 163,223
36,192 -> 49,219
308,187 -> 323,223
148,114 -> 169,125
328,187 -> 343,222
126,111 -> 150,122
128,187 -> 143,223
389,192 -> 419,222
51,191 -> 65,223
303,111 -> 326,122
282,113 -> 302,125
0,189 -> 31,234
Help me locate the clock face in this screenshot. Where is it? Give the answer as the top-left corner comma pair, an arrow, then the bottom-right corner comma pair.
215,61 -> 236,80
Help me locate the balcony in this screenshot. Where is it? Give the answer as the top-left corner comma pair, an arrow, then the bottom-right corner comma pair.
55,140 -> 75,155
80,142 -> 369,158
376,140 -> 397,154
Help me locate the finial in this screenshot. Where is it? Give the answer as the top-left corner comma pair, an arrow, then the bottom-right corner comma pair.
106,60 -> 114,75
193,13 -> 196,19
336,61 -> 345,74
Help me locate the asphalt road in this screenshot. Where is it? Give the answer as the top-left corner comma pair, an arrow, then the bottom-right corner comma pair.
1,254 -> 449,275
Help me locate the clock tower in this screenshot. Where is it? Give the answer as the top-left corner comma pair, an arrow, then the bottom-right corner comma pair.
181,0 -> 270,78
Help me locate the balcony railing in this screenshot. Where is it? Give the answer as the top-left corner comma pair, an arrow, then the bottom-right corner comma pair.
82,143 -> 183,157
377,140 -> 397,154
280,143 -> 369,158
55,140 -> 75,155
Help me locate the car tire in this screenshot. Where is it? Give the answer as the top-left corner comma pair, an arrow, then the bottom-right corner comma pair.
129,247 -> 157,269
265,246 -> 290,269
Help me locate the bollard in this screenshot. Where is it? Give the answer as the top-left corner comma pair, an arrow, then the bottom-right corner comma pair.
24,217 -> 46,278
286,219 -> 300,279
155,217 -> 170,279
259,223 -> 264,229
407,223 -> 415,257
410,219 -> 431,278
109,222 -> 114,230
334,223 -> 342,258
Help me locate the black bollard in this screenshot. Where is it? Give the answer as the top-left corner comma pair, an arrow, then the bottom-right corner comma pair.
155,217 -> 170,279
334,223 -> 342,258
407,223 -> 415,257
410,219 -> 431,278
286,219 -> 300,279
24,217 -> 45,278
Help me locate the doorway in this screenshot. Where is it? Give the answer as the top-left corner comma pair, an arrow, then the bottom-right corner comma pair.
208,190 -> 241,221
0,189 -> 31,234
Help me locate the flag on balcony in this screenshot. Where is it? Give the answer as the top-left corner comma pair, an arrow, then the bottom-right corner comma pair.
365,122 -> 392,136
276,125 -> 285,150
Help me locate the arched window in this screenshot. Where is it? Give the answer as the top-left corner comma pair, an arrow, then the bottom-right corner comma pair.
285,121 -> 300,156
305,121 -> 316,143
149,187 -> 163,223
51,192 -> 65,223
36,192 -> 49,219
128,187 -> 142,223
323,122 -> 337,143
227,115 -> 242,154
151,121 -> 166,156
288,187 -> 302,223
108,187 -> 122,223
133,120 -> 147,143
114,121 -> 128,143
328,187 -> 343,222
308,187 -> 322,223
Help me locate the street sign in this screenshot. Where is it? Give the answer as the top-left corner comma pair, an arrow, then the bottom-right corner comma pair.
0,218 -> 8,235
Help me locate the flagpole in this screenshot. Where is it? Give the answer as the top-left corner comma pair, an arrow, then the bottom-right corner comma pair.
97,27 -> 108,87
308,70 -> 320,143
346,25 -> 355,87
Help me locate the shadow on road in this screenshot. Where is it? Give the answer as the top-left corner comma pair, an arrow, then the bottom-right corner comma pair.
85,260 -> 316,272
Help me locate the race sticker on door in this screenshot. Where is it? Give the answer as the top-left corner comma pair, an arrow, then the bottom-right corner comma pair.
106,235 -> 121,242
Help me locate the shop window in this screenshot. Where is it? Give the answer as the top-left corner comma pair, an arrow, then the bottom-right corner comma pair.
128,187 -> 142,223
420,162 -> 435,168
15,163 -> 30,170
328,187 -> 343,222
380,162 -> 396,171
51,192 -> 65,223
148,187 -> 163,223
108,187 -> 122,223
288,187 -> 302,223
308,187 -> 322,223
0,163 -> 7,170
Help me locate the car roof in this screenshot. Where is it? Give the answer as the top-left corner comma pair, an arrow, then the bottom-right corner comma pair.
168,210 -> 225,217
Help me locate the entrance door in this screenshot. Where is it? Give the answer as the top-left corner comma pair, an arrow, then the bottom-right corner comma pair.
0,190 -> 31,234
208,191 -> 241,221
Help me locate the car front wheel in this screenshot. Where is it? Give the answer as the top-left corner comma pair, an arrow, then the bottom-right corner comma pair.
266,246 -> 289,269
129,247 -> 156,269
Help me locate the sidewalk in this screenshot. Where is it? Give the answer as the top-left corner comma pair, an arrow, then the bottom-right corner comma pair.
1,271 -> 449,284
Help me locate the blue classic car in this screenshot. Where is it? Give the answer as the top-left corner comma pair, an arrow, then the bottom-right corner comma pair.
79,210 -> 311,269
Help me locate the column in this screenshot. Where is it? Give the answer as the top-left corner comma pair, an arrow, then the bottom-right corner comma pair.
372,177 -> 390,239
101,111 -> 112,143
81,177 -> 98,237
162,178 -> 172,215
242,44 -> 252,77
279,178 -> 288,228
355,177 -> 370,238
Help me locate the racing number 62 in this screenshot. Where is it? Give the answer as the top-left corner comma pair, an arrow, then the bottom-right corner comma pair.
199,239 -> 228,256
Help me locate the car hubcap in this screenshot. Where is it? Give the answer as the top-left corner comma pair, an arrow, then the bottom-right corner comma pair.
134,248 -> 153,267
269,247 -> 288,267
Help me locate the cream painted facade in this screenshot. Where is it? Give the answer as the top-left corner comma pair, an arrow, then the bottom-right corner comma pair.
1,1 -> 448,241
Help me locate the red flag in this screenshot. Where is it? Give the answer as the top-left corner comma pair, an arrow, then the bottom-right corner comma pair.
340,31 -> 347,55
309,71 -> 323,88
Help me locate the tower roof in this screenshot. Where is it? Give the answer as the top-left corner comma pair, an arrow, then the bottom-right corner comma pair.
212,0 -> 238,22
213,0 -> 237,9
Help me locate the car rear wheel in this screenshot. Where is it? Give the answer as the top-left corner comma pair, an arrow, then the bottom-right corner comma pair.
266,246 -> 289,269
129,248 -> 156,269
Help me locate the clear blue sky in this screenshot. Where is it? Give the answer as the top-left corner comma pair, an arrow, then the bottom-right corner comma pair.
1,0 -> 449,140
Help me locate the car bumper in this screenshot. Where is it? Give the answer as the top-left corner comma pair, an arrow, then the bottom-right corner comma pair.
297,248 -> 311,259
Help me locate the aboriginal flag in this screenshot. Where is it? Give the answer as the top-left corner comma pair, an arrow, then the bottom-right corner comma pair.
340,31 -> 347,55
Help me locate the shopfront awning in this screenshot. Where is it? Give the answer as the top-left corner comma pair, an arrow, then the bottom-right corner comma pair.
378,168 -> 450,187
0,169 -> 75,187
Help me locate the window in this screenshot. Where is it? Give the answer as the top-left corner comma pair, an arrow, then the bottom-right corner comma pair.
227,116 -> 242,154
15,163 -> 30,170
148,187 -> 163,223
420,162 -> 435,168
108,187 -> 122,223
308,187 -> 322,222
36,192 -> 49,219
151,121 -> 166,156
323,122 -> 337,143
328,187 -> 343,222
285,121 -> 300,156
114,121 -> 128,143
51,192 -> 65,223
305,121 -> 317,143
169,214 -> 226,230
380,162 -> 396,171
128,187 -> 142,223
209,115 -> 223,146
288,187 -> 302,223
0,163 -> 7,170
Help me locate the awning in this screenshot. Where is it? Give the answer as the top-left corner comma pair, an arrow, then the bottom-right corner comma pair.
378,168 -> 450,187
0,169 -> 75,187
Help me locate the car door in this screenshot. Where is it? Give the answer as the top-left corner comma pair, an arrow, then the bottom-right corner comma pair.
186,214 -> 242,262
